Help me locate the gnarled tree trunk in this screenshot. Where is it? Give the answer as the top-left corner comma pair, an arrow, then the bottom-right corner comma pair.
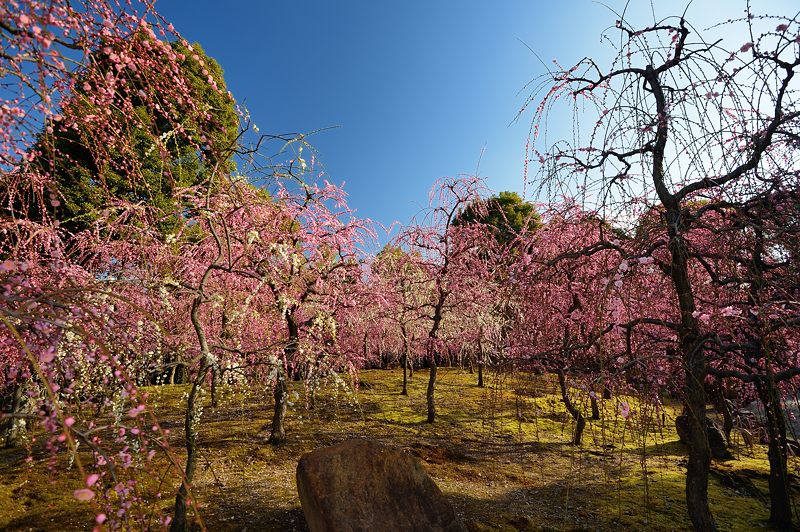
269,363 -> 288,444
1,383 -> 27,448
668,230 -> 716,532
400,324 -> 410,395
590,394 -> 600,420
271,311 -> 299,444
425,286 -> 446,424
557,369 -> 585,445
757,376 -> 793,529
477,338 -> 485,388
426,356 -> 437,423
172,283 -> 216,532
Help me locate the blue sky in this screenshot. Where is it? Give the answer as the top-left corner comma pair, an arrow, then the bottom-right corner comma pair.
156,0 -> 796,238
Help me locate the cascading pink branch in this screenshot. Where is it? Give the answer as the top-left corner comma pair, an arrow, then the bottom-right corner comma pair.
0,1 -> 227,527
522,7 -> 799,529
363,245 -> 431,393
392,175 -> 497,422
0,0 -> 225,169
0,1 -> 363,529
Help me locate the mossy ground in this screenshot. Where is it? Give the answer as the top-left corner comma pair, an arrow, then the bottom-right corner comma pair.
1,367 -> 798,530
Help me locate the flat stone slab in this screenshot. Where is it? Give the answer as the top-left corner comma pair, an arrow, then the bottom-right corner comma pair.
296,439 -> 466,532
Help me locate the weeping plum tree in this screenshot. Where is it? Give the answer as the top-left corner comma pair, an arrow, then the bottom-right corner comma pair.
0,0 -> 242,527
395,176 -> 492,423
510,205 -> 627,445
371,245 -> 428,394
525,7 -> 799,529
1,1 -> 373,528
696,192 -> 800,528
247,179 -> 370,444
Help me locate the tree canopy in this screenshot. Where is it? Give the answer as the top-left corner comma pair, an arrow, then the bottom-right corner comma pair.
1,2 -> 798,531
453,191 -> 539,245
34,39 -> 239,235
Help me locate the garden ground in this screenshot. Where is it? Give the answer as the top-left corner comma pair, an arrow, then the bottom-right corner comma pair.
1,368 -> 796,530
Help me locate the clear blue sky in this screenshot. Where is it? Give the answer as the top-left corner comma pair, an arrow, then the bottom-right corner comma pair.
156,0 -> 796,238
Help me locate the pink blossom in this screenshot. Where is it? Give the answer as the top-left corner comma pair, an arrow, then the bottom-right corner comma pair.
40,348 -> 56,363
73,488 -> 95,501
127,404 -> 145,418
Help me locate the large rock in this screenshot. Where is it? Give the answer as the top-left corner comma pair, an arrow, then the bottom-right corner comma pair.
296,439 -> 466,532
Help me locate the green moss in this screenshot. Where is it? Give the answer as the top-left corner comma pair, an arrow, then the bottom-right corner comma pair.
1,368 -> 796,530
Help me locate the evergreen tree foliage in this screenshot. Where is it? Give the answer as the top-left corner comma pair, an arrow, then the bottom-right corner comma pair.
454,191 -> 539,245
34,38 -> 239,235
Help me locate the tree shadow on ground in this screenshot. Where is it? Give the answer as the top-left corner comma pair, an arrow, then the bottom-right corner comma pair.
202,486 -> 309,532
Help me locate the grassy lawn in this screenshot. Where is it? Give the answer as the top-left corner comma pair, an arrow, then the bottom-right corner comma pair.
1,367 -> 796,530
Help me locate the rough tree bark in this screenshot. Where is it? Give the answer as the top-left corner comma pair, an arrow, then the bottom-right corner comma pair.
426,357 -> 438,424
400,324 -> 410,396
270,311 -> 298,444
758,372 -> 793,528
426,287 -> 447,424
477,337 -> 485,388
590,394 -> 600,420
172,262 -> 218,532
557,369 -> 586,446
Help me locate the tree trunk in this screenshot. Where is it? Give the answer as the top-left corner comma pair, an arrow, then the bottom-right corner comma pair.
401,353 -> 409,396
210,367 -> 219,408
747,222 -> 792,528
426,358 -> 437,423
590,394 -> 600,420
172,284 -> 215,532
477,338 -> 484,388
271,312 -> 298,445
170,369 -> 205,532
643,57 -> 717,530
711,380 -> 733,442
2,383 -> 26,448
425,288 -> 446,424
557,370 -> 585,445
667,222 -> 716,531
269,363 -> 288,444
683,359 -> 715,531
400,326 -> 409,395
757,377 -> 793,529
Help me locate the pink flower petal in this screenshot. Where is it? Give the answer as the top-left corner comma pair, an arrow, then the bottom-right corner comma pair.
73,488 -> 95,501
